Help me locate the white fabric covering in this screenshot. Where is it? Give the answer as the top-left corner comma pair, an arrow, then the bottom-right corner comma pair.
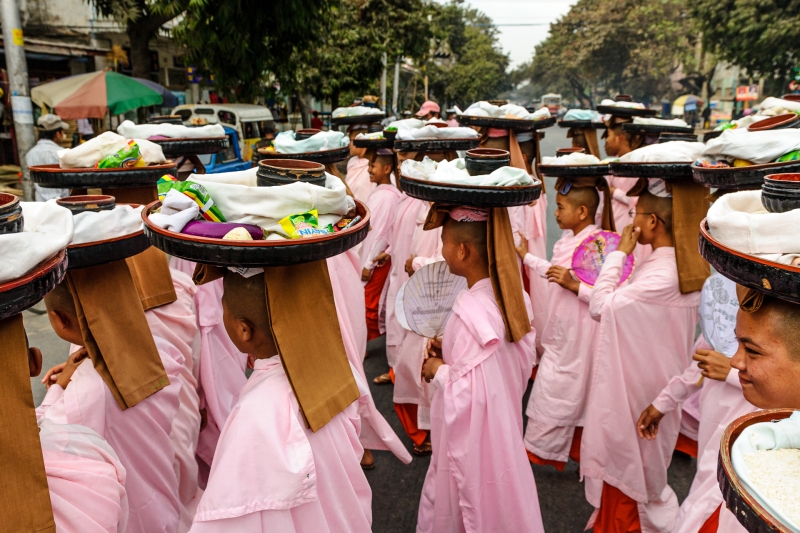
57,131 -> 166,169
395,124 -> 479,141
619,141 -> 706,163
462,101 -> 551,121
386,118 -> 424,130
632,117 -> 689,127
541,153 -> 602,166
190,170 -> 352,238
400,156 -> 533,187
71,204 -> 144,245
117,120 -> 225,140
0,201 -> 73,283
758,97 -> 800,114
331,106 -> 383,118
272,130 -> 349,154
145,189 -> 199,233
703,128 -> 800,164
599,98 -> 645,109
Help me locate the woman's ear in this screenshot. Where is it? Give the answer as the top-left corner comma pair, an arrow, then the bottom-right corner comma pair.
578,205 -> 589,221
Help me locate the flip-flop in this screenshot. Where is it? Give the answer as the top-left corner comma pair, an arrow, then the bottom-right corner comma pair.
360,461 -> 376,470
413,442 -> 432,456
373,372 -> 392,385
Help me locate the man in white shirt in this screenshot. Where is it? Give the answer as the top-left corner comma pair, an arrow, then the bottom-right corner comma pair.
25,113 -> 69,201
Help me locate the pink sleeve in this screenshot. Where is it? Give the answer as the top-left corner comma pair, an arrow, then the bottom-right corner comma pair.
612,188 -> 632,206
589,250 -> 627,321
651,363 -> 702,414
523,253 -> 551,279
432,364 -> 451,393
36,385 -> 65,422
577,283 -> 594,304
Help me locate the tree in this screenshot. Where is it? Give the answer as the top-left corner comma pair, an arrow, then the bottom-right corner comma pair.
693,0 -> 800,84
89,0 -> 186,79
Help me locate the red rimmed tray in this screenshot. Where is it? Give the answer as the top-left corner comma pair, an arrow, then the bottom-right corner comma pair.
455,114 -> 556,131
538,164 -> 609,177
718,409 -> 796,533
330,113 -> 386,126
0,250 -> 68,320
398,174 -> 541,208
29,162 -> 177,189
255,146 -> 350,165
609,161 -> 694,179
596,105 -> 659,118
67,231 -> 150,270
692,160 -> 800,190
394,138 -> 480,153
141,200 -> 370,267
699,219 -> 800,304
151,137 -> 229,157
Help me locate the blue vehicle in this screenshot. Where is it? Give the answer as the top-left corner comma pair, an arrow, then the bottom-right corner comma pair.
197,126 -> 253,174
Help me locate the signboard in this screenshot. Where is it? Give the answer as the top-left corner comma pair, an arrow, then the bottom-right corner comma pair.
736,85 -> 759,101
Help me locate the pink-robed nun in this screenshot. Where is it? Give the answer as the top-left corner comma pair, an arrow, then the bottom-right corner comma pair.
346,156 -> 373,205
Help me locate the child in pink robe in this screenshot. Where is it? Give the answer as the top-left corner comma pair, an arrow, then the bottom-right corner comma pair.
418,207 -> 544,533
638,274 -> 752,533
346,127 -> 374,204
40,420 -> 128,533
580,190 -> 700,533
517,182 -> 605,469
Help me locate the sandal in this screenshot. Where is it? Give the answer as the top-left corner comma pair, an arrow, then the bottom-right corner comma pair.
413,441 -> 432,456
373,372 -> 392,385
361,449 -> 375,470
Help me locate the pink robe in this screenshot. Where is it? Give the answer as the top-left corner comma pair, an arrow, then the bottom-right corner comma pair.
581,247 -> 699,533
170,257 -> 248,469
359,183 -> 403,273
189,356 -> 372,532
384,195 -> 427,367
40,420 -> 128,533
327,252 -> 412,463
417,278 -> 544,533
522,224 -> 600,462
346,156 -> 373,205
37,336 -> 184,533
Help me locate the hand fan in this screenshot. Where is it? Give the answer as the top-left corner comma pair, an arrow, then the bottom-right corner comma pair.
571,230 -> 635,287
402,261 -> 467,338
394,281 -> 412,331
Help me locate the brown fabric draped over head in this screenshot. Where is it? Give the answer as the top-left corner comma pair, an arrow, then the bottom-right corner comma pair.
603,115 -> 645,152
66,260 -> 170,410
99,185 -> 178,311
736,284 -> 765,313
554,176 -> 616,232
567,127 -> 602,158
0,314 -> 56,533
627,177 -> 710,294
424,204 -> 532,343
193,261 -> 359,431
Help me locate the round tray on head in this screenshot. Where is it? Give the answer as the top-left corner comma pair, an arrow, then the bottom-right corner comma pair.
559,120 -> 604,129
622,123 -> 695,135
398,174 -> 542,208
29,163 -> 177,189
596,105 -> 659,118
538,164 -> 609,177
0,250 -> 68,321
699,219 -> 800,304
142,200 -> 370,268
151,137 -> 229,157
455,114 -> 556,131
330,113 -> 386,126
0,192 -> 23,234
257,159 -> 327,188
67,231 -> 151,270
718,409 -> 796,533
692,160 -> 800,190
394,138 -> 480,153
353,137 -> 393,149
609,161 -> 694,179
256,146 -> 350,165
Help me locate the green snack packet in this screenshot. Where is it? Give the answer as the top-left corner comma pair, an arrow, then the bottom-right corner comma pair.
777,150 -> 800,162
157,175 -> 226,222
278,209 -> 332,239
95,139 -> 142,168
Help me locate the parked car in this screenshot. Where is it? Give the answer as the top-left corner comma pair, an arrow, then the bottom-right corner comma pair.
197,126 -> 253,174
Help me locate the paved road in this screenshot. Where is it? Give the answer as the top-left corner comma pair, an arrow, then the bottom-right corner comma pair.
24,127 -> 696,531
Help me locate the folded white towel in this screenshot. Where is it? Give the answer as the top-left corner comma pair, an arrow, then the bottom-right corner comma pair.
117,120 -> 225,140
147,189 -> 199,233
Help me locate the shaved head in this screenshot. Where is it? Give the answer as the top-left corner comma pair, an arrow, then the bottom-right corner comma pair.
443,218 -> 488,262
44,282 -> 77,319
756,296 -> 800,361
222,271 -> 271,334
564,186 -> 600,219
373,154 -> 395,167
637,191 -> 672,234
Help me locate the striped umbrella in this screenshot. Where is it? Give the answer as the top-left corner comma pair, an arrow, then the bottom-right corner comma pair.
31,70 -> 163,119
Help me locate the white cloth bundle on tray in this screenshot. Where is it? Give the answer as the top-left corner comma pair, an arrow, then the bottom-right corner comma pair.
190,170 -> 354,239
598,98 -> 645,110
117,120 -> 225,140
386,118 -> 424,130
331,106 -> 384,119
71,204 -> 144,245
57,131 -> 166,169
541,153 -> 602,166
563,109 -> 603,123
401,156 -> 533,187
703,128 -> 800,164
461,101 -> 551,121
272,130 -> 349,154
758,97 -> 800,115
395,124 -> 479,141
619,141 -> 706,162
0,201 -> 73,284
632,117 -> 690,127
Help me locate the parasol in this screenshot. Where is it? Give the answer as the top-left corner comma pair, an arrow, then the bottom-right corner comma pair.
31,70 -> 163,119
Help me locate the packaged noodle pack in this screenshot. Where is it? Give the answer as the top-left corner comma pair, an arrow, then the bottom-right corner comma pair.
157,175 -> 226,222
279,210 -> 333,239
95,139 -> 145,169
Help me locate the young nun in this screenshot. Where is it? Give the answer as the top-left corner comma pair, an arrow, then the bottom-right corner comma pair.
345,125 -> 374,203
602,115 -> 647,232
188,269 -> 372,532
38,267 -> 186,533
637,273 -> 753,533
580,177 -> 709,533
417,206 -> 544,533
360,150 -> 403,340
517,177 -> 615,469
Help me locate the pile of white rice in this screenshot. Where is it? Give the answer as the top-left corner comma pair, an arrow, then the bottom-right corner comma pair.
744,448 -> 800,528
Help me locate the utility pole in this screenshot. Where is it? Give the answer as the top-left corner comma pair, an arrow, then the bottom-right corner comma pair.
2,0 -> 36,200
392,57 -> 400,116
380,52 -> 387,112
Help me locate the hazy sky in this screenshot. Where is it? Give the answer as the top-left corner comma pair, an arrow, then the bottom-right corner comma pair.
434,0 -> 577,69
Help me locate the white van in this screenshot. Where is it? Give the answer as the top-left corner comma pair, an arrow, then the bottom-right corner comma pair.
172,103 -> 275,161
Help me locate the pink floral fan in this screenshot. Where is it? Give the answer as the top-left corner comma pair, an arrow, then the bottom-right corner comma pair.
571,230 -> 635,287
402,261 -> 467,338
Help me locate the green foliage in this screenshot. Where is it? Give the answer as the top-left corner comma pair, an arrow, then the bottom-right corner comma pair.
693,0 -> 800,82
